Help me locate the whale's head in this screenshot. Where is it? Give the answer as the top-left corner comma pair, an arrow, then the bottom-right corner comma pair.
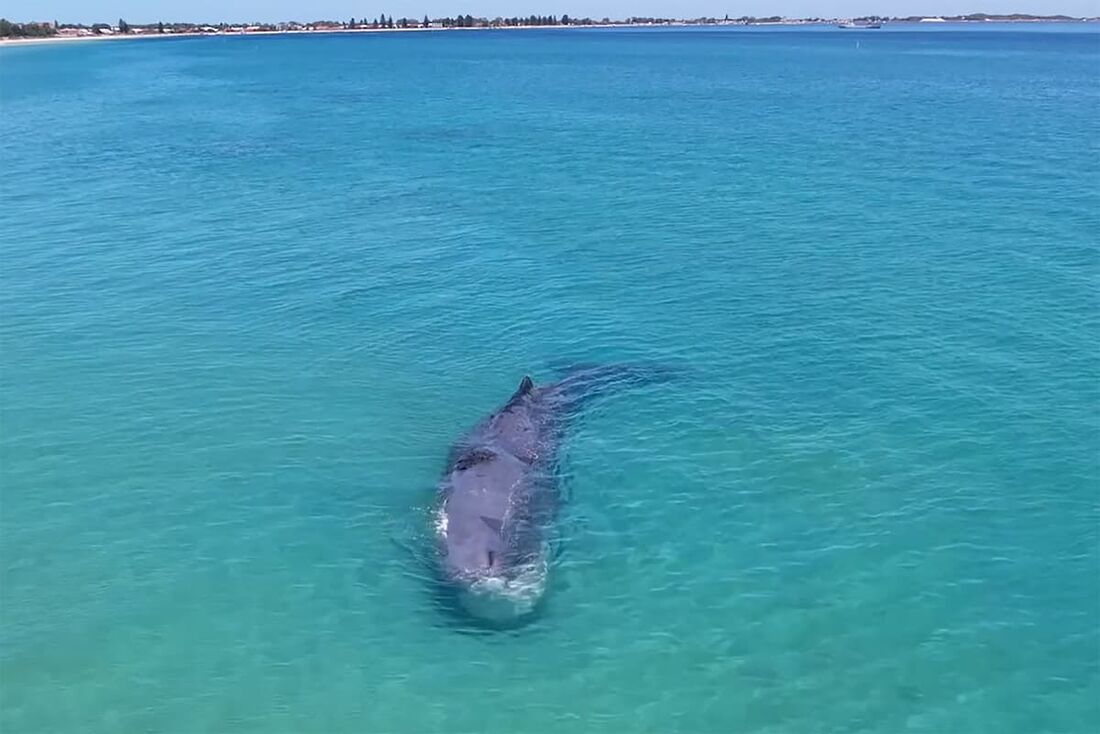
434,508 -> 548,623
435,502 -> 507,580
435,449 -> 547,623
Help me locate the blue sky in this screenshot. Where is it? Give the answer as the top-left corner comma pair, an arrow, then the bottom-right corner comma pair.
5,0 -> 1095,23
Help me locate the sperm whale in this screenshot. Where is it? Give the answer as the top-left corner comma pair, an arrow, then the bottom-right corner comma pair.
432,365 -> 660,623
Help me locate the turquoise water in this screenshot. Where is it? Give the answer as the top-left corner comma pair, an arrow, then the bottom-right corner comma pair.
2,25 -> 1098,733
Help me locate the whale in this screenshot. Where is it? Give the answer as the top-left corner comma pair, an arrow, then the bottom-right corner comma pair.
432,365 -> 660,623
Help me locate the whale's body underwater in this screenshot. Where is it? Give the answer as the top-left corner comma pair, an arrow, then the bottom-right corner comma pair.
432,366 -> 657,623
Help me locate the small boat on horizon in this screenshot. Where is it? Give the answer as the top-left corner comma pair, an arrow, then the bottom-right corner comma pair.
838,21 -> 882,29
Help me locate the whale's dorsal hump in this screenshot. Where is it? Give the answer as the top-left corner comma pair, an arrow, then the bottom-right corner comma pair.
508,375 -> 535,403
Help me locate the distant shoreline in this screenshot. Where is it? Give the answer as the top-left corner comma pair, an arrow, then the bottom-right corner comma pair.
2,19 -> 1097,47
2,27 -> 443,46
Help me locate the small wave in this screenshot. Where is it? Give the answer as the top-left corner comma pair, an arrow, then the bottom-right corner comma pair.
458,551 -> 550,621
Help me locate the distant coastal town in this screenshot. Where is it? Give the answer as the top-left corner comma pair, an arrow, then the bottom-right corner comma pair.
0,12 -> 1093,41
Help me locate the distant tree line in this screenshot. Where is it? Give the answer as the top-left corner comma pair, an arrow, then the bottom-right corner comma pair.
0,18 -> 58,37
892,12 -> 1077,20
0,15 -> 803,37
428,14 -> 601,27
6,12 -> 1085,39
347,14 -> 425,28
345,14 -> 598,28
725,15 -> 783,23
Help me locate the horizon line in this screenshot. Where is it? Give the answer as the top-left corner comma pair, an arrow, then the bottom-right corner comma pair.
2,11 -> 1095,25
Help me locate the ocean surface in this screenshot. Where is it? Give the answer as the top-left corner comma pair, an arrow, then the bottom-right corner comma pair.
1,24 -> 1098,733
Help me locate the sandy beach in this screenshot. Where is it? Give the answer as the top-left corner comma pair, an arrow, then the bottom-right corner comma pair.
0,24 -> 627,46
0,27 -> 457,46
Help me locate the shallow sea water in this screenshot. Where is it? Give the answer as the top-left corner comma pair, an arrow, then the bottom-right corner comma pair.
1,25 -> 1098,733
